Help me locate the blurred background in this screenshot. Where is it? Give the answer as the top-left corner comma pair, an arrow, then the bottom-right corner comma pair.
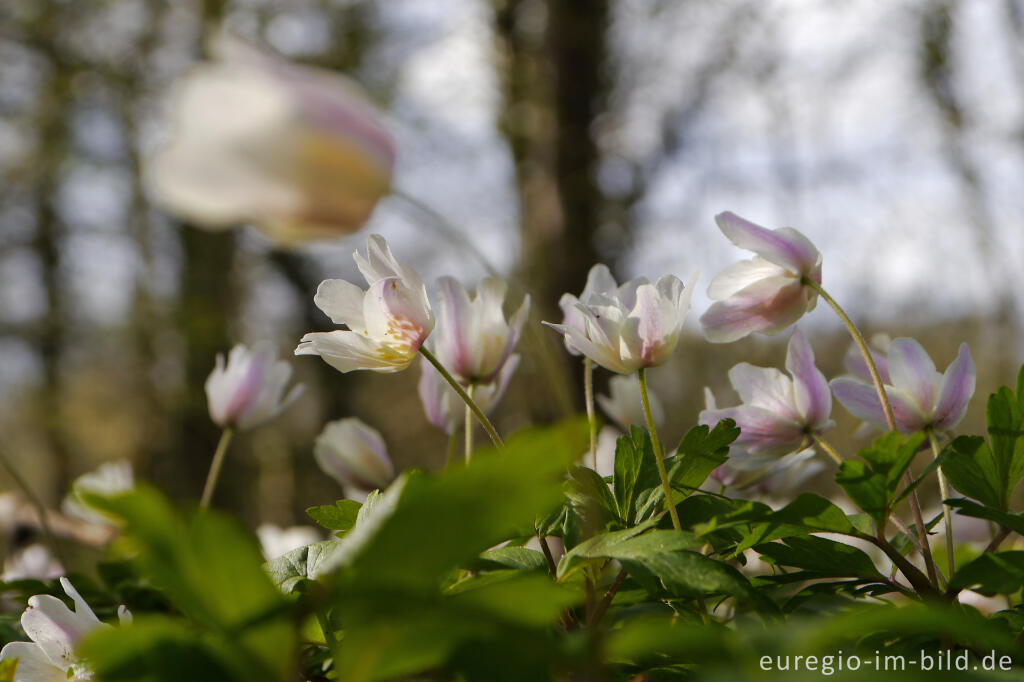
1,0 -> 1023,551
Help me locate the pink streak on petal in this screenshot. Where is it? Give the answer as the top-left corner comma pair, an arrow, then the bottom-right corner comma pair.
932,342 -> 976,431
785,327 -> 832,428
700,277 -> 808,343
715,212 -> 819,274
887,337 -> 940,413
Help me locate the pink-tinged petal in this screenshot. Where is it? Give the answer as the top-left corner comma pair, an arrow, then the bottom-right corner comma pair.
313,278 -> 367,328
785,328 -> 832,428
699,276 -> 811,343
727,363 -> 799,421
831,378 -> 929,433
476,353 -> 521,415
727,406 -> 806,457
932,342 -> 976,431
542,322 -> 631,374
843,340 -> 890,384
706,257 -> 787,300
0,641 -> 67,681
830,377 -> 889,430
295,330 -> 413,373
715,212 -> 820,275
628,281 -> 682,368
887,338 -> 941,414
417,355 -> 452,434
434,276 -> 473,377
21,593 -> 100,670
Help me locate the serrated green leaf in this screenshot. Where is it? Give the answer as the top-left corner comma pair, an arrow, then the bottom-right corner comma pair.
941,436 -> 1003,510
613,426 -> 661,525
305,499 -> 361,536
667,420 -> 736,496
836,431 -> 924,525
949,551 -> 1024,596
733,493 -> 863,555
471,546 -> 548,572
263,541 -> 338,593
567,464 -> 621,534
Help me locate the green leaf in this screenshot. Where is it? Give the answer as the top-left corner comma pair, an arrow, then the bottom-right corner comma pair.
263,540 -> 338,593
319,421 -> 587,588
986,386 -> 1024,497
305,499 -> 361,536
733,493 -> 863,554
470,546 -> 548,572
567,464 -> 621,533
79,616 -> 245,682
754,535 -> 883,580
949,551 -> 1024,596
835,431 -> 924,525
667,420 -> 736,496
612,426 -> 662,525
556,521 -> 691,581
946,498 -> 1024,537
82,486 -> 293,680
941,436 -> 1004,510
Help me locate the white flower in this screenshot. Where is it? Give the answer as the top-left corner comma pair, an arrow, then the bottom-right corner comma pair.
596,374 -> 664,431
314,418 -> 395,501
205,343 -> 303,430
147,32 -> 395,244
700,212 -> 822,343
0,578 -> 131,682
256,524 -> 322,560
1,546 -> 63,583
433,277 -> 529,385
296,235 -> 434,373
62,460 -> 134,525
545,273 -> 697,375
417,353 -> 519,435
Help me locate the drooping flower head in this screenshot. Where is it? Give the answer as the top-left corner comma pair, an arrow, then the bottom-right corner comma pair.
596,374 -> 664,431
700,328 -> 834,458
433,276 -> 529,385
557,264 -> 618,356
206,342 -> 303,430
700,212 -> 822,343
417,353 -> 519,436
296,235 -> 434,373
545,272 -> 697,375
0,578 -> 131,681
831,338 -> 976,434
314,418 -> 396,501
148,32 -> 395,244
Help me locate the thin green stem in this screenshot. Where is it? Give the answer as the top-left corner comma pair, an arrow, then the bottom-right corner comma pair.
200,428 -> 234,509
638,369 -> 681,531
420,346 -> 503,448
802,277 -> 896,431
584,357 -> 597,470
810,433 -> 844,466
927,429 -> 956,579
0,446 -> 65,565
464,384 -> 476,463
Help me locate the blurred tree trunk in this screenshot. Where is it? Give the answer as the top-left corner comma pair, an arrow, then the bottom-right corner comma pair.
496,0 -> 609,320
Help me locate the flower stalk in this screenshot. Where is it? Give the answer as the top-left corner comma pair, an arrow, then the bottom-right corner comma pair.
639,369 -> 681,531
584,357 -> 597,470
200,428 -> 235,509
0,446 -> 65,565
465,384 -> 476,462
810,433 -> 844,466
420,346 -> 503,448
927,428 -> 956,579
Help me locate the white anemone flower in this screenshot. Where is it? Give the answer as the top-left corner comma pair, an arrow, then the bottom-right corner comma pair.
544,273 -> 697,375
0,578 -> 131,681
296,235 -> 434,373
205,342 -> 303,430
62,460 -> 134,525
557,264 -> 618,356
417,353 -> 520,435
596,374 -> 664,431
433,276 -> 529,385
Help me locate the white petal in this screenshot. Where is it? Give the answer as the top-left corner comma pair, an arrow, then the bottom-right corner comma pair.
314,279 -> 367,329
706,257 -> 786,301
295,331 -> 412,373
886,338 -> 941,414
727,363 -> 799,421
0,642 -> 68,682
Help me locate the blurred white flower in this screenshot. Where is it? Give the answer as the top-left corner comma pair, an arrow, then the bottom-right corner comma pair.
256,524 -> 322,560
433,277 -> 529,385
315,418 -> 395,501
545,273 -> 696,374
62,459 -> 134,525
417,353 -> 519,435
206,342 -> 303,430
596,374 -> 664,432
1,545 -> 63,582
296,235 -> 434,373
148,32 -> 395,244
700,212 -> 822,343
0,578 -> 131,681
